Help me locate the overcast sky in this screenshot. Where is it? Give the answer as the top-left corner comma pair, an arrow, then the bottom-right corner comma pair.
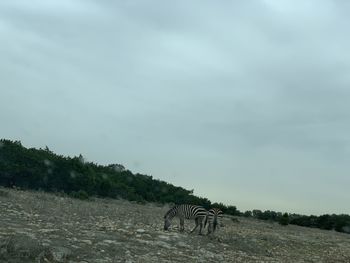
1,0 -> 350,215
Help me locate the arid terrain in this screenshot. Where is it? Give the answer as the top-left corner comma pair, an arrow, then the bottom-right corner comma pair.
0,187 -> 349,263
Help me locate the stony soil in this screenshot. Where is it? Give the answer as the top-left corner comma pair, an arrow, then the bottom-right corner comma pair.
0,187 -> 349,263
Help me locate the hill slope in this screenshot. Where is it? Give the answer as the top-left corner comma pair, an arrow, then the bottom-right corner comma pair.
1,139 -> 350,234
1,187 -> 349,263
0,139 -> 237,213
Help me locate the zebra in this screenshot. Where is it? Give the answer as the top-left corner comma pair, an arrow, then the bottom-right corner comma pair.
204,208 -> 223,234
163,204 -> 208,235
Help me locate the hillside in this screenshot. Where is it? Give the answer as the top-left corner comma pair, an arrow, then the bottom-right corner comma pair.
1,187 -> 350,263
0,139 -> 236,214
1,139 -> 350,235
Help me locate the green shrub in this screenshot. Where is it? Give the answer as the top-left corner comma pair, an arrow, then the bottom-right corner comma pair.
279,213 -> 289,226
71,190 -> 89,200
0,189 -> 9,197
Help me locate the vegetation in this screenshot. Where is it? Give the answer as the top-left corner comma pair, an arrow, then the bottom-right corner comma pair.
279,213 -> 289,226
1,139 -> 349,233
244,209 -> 350,234
0,139 -> 239,215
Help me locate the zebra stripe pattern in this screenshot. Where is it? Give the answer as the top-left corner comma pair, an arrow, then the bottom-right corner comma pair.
164,204 -> 208,234
204,208 -> 223,234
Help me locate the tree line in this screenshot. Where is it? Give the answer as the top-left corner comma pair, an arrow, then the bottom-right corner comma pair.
243,209 -> 350,234
0,139 -> 238,215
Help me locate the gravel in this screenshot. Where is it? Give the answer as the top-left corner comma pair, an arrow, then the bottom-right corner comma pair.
1,187 -> 349,263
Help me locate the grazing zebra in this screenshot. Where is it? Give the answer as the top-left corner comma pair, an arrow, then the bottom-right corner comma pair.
163,204 -> 208,235
204,208 -> 223,234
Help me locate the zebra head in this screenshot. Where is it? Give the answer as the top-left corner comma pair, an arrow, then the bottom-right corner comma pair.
163,205 -> 178,230
164,215 -> 171,230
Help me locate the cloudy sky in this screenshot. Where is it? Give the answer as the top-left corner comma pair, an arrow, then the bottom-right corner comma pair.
1,0 -> 350,215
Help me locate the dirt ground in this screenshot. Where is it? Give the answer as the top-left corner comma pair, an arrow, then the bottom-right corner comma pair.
1,187 -> 349,263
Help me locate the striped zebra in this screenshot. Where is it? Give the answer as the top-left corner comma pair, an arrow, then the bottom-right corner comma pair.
204,208 -> 223,234
163,204 -> 208,235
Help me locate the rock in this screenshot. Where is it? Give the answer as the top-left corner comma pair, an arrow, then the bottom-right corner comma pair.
158,235 -> 171,241
80,240 -> 93,245
153,241 -> 172,249
102,239 -> 121,245
198,248 -> 223,260
0,247 -> 8,260
36,246 -> 72,263
177,241 -> 189,248
1,235 -> 43,259
136,229 -> 146,233
50,246 -> 72,262
118,229 -> 130,235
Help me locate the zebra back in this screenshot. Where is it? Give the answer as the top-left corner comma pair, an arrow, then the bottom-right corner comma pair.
164,204 -> 207,220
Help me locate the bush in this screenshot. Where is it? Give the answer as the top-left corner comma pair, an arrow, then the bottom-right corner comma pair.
0,189 -> 9,197
71,190 -> 89,200
243,211 -> 252,217
279,213 -> 289,226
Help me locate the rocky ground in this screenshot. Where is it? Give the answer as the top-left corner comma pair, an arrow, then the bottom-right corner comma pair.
0,187 -> 350,263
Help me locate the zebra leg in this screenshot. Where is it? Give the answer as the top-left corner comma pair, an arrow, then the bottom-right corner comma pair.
213,221 -> 217,233
207,223 -> 212,235
198,218 -> 204,235
179,217 -> 185,232
190,218 -> 199,233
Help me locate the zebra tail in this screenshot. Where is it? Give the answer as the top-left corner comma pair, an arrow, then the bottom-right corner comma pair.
204,214 -> 208,228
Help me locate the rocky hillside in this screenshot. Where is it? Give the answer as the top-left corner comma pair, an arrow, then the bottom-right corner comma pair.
0,187 -> 349,263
